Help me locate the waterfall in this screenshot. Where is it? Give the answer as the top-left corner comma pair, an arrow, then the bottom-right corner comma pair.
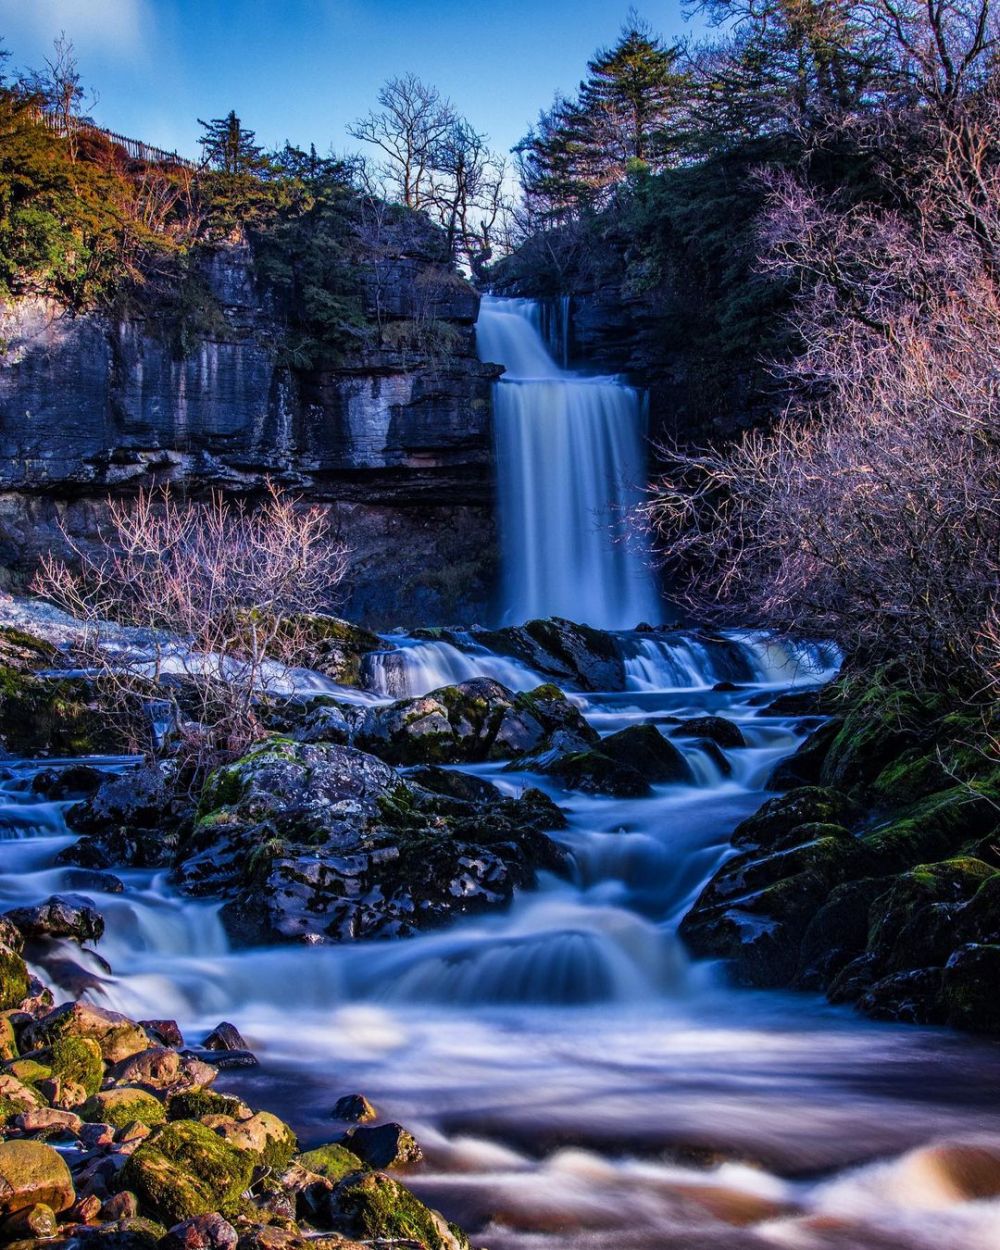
477,296 -> 662,630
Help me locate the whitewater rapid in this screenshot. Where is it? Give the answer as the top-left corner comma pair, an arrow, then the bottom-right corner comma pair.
4,629 -> 1000,1249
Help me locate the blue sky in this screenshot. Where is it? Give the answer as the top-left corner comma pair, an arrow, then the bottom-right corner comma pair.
0,0 -> 696,162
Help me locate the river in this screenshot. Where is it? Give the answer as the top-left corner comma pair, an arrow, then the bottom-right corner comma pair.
2,300 -> 1000,1248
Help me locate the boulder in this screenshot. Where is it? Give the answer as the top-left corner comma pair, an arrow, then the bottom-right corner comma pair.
601,724 -> 694,784
0,1140 -> 75,1215
471,617 -> 625,691
731,787 -> 858,849
0,943 -> 29,1010
64,763 -> 180,869
202,1023 -> 249,1053
22,1002 -> 150,1063
162,1212 -> 239,1250
279,614 -> 385,689
343,1122 -> 422,1169
185,738 -> 565,945
83,1087 -> 167,1130
331,1094 -> 376,1123
49,1035 -> 105,1098
943,944 -> 1000,1033
352,678 -> 594,767
120,1120 -> 255,1227
294,1143 -> 364,1183
109,1047 -> 184,1091
673,716 -> 746,749
5,894 -> 105,944
329,1171 -> 468,1250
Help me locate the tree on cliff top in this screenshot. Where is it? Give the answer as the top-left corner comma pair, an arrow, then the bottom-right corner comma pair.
198,110 -> 268,175
516,13 -> 687,223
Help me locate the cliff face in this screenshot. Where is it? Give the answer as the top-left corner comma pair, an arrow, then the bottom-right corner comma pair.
0,239 -> 500,627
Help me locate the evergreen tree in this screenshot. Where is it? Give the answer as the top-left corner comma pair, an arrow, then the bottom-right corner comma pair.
516,14 -> 686,222
197,111 -> 267,175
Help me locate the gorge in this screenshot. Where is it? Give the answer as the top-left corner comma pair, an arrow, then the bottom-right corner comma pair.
1,295 -> 999,1250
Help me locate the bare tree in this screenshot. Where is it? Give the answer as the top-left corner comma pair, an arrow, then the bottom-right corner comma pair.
349,75 -> 456,211
644,159 -> 1000,693
33,483 -> 350,772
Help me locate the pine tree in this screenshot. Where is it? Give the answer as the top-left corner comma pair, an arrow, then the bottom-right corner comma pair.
579,15 -> 686,174
197,111 -> 267,175
515,14 -> 686,222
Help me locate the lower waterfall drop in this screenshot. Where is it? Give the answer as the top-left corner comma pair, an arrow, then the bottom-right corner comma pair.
477,296 -> 662,629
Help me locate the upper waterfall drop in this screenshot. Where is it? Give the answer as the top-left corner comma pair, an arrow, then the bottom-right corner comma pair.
477,296 -> 663,630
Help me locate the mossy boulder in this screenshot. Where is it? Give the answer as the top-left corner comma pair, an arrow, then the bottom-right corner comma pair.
472,617 -> 625,691
119,1120 -> 254,1226
0,945 -> 28,1011
166,1089 -> 248,1123
732,787 -> 858,850
0,668 -> 107,756
280,613 -> 385,688
673,716 -> 746,749
187,737 -> 565,945
352,678 -> 594,766
819,684 -> 938,794
203,1111 -> 297,1170
48,1036 -> 104,1099
943,944 -> 1000,1032
294,1143 -> 363,1183
23,1002 -> 150,1063
330,1171 -> 469,1250
866,858 -> 998,977
601,723 -> 694,784
84,1087 -> 167,1131
0,1140 -> 74,1215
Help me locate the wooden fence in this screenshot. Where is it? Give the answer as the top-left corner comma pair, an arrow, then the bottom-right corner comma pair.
37,110 -> 199,171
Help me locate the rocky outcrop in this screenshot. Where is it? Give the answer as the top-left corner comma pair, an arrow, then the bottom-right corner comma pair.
0,963 -> 467,1250
0,236 -> 499,627
680,677 -> 1000,1032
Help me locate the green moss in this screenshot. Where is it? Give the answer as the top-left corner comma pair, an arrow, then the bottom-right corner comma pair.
166,1089 -> 247,1122
9,1059 -> 51,1085
49,1036 -> 104,1098
296,1143 -> 364,1182
120,1119 -> 255,1226
0,1014 -> 18,1062
332,1171 -> 469,1250
861,787 -> 1000,872
84,1087 -> 167,1130
0,944 -> 28,1011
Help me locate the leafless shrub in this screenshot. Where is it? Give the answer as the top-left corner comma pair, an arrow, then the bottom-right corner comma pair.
645,150 -> 1000,694
33,482 -> 349,773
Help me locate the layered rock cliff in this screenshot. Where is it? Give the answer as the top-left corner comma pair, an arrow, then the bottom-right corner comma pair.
0,236 -> 501,627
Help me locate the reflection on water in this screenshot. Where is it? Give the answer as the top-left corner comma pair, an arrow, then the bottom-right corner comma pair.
2,632 -> 1000,1250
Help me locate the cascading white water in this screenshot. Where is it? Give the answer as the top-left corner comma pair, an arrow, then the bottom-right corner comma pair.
477,296 -> 662,630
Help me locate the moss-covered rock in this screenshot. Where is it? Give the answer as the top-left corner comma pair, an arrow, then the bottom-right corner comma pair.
0,667 -> 108,756
819,683 -> 939,794
0,1140 -> 74,1214
943,943 -> 1000,1032
0,945 -> 28,1011
23,1002 -> 149,1063
294,1143 -> 364,1183
330,1171 -> 469,1250
120,1120 -> 254,1226
166,1089 -> 248,1123
84,1087 -> 167,1131
732,787 -> 858,849
601,723 -> 694,784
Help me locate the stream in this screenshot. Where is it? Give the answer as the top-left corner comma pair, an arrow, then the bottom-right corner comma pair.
3,296 -> 1000,1249
3,632 -> 1000,1249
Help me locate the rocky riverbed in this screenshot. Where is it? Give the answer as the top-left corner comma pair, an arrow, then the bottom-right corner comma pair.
2,608 -> 1000,1249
